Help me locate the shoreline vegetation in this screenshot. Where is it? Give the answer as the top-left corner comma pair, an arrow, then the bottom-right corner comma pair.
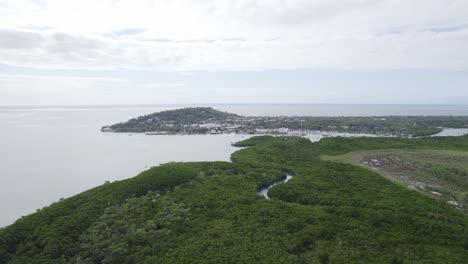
1,134 -> 467,263
101,107 -> 468,137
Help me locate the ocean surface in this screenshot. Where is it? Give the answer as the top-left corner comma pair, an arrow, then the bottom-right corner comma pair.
1,104 -> 468,226
4,103 -> 468,116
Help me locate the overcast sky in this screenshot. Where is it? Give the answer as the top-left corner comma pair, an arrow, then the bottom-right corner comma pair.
1,0 -> 467,105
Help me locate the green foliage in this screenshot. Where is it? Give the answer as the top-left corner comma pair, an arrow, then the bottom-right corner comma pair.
313,134 -> 468,155
1,135 -> 468,263
0,163 -> 200,262
407,126 -> 443,137
231,135 -> 278,147
232,136 -> 319,168
270,161 -> 459,215
325,149 -> 468,211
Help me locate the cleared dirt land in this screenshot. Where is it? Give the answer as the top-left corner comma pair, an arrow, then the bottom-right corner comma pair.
324,150 -> 468,214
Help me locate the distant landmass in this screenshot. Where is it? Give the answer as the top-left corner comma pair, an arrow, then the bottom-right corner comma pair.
102,107 -> 241,134
102,106 -> 468,137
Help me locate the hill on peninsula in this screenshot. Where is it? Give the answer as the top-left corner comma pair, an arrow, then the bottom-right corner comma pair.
101,107 -> 468,137
103,107 -> 241,133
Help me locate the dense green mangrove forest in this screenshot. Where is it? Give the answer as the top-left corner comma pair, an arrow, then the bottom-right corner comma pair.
1,135 -> 467,263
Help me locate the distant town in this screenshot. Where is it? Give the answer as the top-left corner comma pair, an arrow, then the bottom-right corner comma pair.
101,107 -> 468,137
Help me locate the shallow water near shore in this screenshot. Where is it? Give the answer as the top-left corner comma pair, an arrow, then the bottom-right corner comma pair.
432,128 -> 468,137
0,107 -> 249,226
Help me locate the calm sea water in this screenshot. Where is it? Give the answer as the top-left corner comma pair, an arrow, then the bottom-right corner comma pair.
4,104 -> 468,116
1,104 -> 467,226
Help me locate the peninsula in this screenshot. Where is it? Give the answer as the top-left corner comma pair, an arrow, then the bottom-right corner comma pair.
102,107 -> 468,137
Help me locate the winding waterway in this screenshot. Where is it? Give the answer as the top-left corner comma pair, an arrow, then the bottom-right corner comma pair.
258,173 -> 295,199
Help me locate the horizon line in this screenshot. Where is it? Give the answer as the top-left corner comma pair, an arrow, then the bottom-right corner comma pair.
1,103 -> 468,108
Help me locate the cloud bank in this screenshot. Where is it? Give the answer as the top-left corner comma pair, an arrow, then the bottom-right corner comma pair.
0,0 -> 467,71
1,0 -> 467,105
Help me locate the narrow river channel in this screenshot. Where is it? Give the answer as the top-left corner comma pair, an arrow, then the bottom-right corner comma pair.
258,173 -> 295,199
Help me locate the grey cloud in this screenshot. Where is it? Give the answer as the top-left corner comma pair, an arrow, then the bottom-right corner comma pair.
374,27 -> 407,36
140,38 -> 216,43
183,39 -> 215,43
110,28 -> 146,36
36,34 -> 107,67
0,28 -> 189,70
140,38 -> 173,43
376,24 -> 468,37
22,25 -> 55,31
49,33 -> 103,53
0,1 -> 467,71
139,37 -> 247,44
0,29 -> 44,49
142,82 -> 186,88
222,38 -> 246,42
131,52 -> 187,69
423,25 -> 468,33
